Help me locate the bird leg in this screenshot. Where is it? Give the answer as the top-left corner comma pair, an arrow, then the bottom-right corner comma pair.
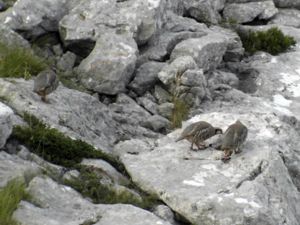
234,147 -> 242,154
41,94 -> 50,104
221,149 -> 233,162
196,142 -> 206,150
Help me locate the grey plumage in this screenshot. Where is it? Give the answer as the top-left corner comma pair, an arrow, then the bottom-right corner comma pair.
33,69 -> 59,102
221,120 -> 248,160
176,121 -> 223,150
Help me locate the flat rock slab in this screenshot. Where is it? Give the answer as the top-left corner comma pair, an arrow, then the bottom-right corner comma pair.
118,99 -> 300,225
14,176 -> 172,225
0,151 -> 41,188
0,78 -> 119,152
0,102 -> 13,148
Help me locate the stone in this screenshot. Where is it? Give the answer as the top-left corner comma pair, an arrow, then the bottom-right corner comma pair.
109,94 -> 151,126
137,96 -> 159,115
0,102 -> 13,149
0,24 -> 30,49
180,69 -> 206,87
0,78 -> 120,152
17,146 -> 65,179
273,0 -> 300,9
153,205 -> 178,225
208,70 -> 239,90
183,0 -> 225,24
59,0 -> 168,49
0,1 -> 6,12
56,51 -> 77,72
154,85 -> 172,104
223,1 -> 278,24
0,0 -> 77,39
78,33 -> 138,95
62,169 -> 80,181
81,158 -> 129,185
157,102 -> 174,120
170,32 -> 228,72
119,98 -> 300,225
142,115 -> 171,132
128,62 -> 165,96
113,139 -> 155,156
269,9 -> 300,28
0,151 -> 41,188
158,56 -> 198,86
13,176 -> 173,225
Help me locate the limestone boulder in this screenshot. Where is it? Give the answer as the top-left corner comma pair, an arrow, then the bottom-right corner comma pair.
273,0 -> 300,9
170,32 -> 228,72
223,1 -> 278,24
13,176 -> 173,225
183,0 -> 225,24
78,33 -> 138,95
0,0 -> 78,39
0,102 -> 13,149
269,9 -> 300,28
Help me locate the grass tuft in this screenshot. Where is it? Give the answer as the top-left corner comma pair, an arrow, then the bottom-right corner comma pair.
64,166 -> 160,210
171,97 -> 189,128
0,179 -> 29,225
11,112 -> 124,171
0,42 -> 47,79
239,27 -> 296,55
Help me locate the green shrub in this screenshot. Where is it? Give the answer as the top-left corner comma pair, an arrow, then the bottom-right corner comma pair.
64,167 -> 160,210
171,97 -> 189,128
11,113 -> 124,171
0,42 -> 47,79
239,27 -> 296,55
0,179 -> 30,225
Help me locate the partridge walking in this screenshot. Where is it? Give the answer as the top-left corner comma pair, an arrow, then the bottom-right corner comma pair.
221,120 -> 248,161
33,69 -> 59,103
176,121 -> 223,150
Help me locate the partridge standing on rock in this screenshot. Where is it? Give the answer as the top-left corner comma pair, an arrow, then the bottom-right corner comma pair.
176,121 -> 223,150
33,69 -> 59,103
221,120 -> 248,161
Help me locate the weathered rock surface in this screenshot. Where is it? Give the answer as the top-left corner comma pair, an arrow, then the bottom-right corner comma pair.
183,0 -> 225,24
269,9 -> 300,28
0,0 -> 78,39
0,24 -> 30,48
0,102 -> 14,149
0,78 -> 119,152
78,33 -> 138,95
129,62 -> 165,96
59,0 -> 167,49
170,32 -> 228,72
223,1 -> 278,24
81,158 -> 129,185
116,95 -> 300,225
13,176 -> 173,225
273,0 -> 300,9
0,151 -> 41,188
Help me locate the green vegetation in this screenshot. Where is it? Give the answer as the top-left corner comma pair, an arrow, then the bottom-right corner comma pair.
239,27 -> 296,55
0,179 -> 30,225
64,166 -> 160,210
11,113 -> 124,171
0,42 -> 47,79
171,97 -> 190,129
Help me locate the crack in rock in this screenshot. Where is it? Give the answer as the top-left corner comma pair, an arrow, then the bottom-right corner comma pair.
236,160 -> 269,189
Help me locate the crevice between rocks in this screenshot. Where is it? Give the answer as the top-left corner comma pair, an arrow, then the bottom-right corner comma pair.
236,160 -> 268,189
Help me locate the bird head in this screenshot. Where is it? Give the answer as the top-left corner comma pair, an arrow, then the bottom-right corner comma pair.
214,128 -> 223,134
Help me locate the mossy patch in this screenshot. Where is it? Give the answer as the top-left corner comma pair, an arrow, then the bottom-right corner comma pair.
64,166 -> 160,210
171,97 -> 189,129
239,27 -> 296,55
0,179 -> 30,225
11,112 -> 124,171
0,42 -> 47,79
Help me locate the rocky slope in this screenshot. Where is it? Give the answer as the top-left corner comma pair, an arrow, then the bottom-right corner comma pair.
0,0 -> 300,225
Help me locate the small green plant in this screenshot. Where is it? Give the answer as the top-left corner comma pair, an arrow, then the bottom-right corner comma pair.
171,97 -> 190,129
0,179 -> 30,225
11,113 -> 124,171
0,42 -> 47,79
64,166 -> 160,210
239,27 -> 296,55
